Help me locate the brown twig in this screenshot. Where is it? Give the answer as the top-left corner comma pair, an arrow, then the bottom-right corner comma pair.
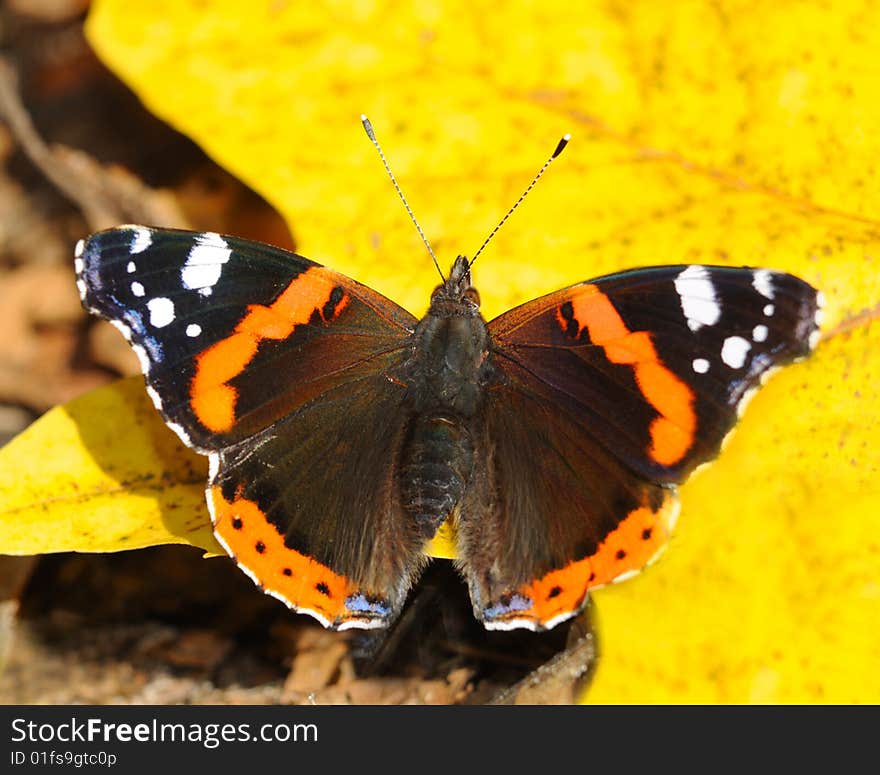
0,55 -> 189,231
489,611 -> 596,705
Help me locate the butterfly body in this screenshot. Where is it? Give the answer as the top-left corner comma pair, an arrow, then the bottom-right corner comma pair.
76,226 -> 822,632
396,255 -> 498,540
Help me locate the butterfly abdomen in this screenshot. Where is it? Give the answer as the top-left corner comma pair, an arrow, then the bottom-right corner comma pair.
400,414 -> 475,540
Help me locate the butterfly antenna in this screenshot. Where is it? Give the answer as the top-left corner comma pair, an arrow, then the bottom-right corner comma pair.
361,115 -> 445,282
469,133 -> 571,269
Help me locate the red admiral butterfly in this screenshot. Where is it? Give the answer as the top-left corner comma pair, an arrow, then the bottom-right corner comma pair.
75,121 -> 822,632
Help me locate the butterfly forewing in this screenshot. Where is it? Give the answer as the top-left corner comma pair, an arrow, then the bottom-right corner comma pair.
77,226 -> 416,452
488,265 -> 822,483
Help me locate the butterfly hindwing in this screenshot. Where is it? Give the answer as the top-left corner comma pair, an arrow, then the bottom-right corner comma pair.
460,264 -> 822,630
77,225 -> 423,629
457,379 -> 679,631
209,373 -> 425,629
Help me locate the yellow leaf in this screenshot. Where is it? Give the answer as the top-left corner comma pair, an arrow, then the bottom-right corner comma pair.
0,378 -> 219,556
13,0 -> 873,702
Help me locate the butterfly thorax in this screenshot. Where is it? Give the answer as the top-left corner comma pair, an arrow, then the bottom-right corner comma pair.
403,255 -> 496,415
397,256 -> 498,539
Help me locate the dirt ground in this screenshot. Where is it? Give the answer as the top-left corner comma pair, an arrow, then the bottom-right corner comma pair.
1,544 -> 593,704
0,3 -> 594,705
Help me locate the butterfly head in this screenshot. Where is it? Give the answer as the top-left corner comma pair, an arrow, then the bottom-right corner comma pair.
429,255 -> 481,315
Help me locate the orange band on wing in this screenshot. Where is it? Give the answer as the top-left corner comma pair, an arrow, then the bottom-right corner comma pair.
484,493 -> 679,630
191,268 -> 350,432
564,285 -> 696,466
210,485 -> 372,628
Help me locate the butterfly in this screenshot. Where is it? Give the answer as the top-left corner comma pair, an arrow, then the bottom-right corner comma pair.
74,222 -> 822,632
74,120 -> 821,632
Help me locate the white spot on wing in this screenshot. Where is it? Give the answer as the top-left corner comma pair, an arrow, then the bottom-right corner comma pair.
76,278 -> 87,299
664,496 -> 681,532
205,488 -> 221,531
131,343 -> 150,374
613,569 -> 640,584
145,384 -> 163,409
752,324 -> 769,342
127,261 -> 136,273
266,589 -> 296,609
208,452 -> 220,482
692,357 -> 710,374
166,421 -> 192,447
129,227 -> 152,254
674,265 -> 721,331
763,303 -> 775,317
752,269 -> 775,300
74,239 -> 85,258
147,297 -> 175,327
181,232 -> 232,294
237,561 -> 262,586
131,281 -> 145,297
645,541 -> 670,568
542,610 -> 579,630
74,256 -> 84,274
484,618 -> 540,633
337,617 -> 386,631
721,335 -> 751,369
809,290 -> 824,349
186,323 -> 202,337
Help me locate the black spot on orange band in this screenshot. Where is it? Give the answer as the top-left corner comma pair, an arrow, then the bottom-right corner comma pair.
209,486 -> 387,628
483,493 -> 679,629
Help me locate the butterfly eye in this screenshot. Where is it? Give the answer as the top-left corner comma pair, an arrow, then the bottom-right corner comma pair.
464,287 -> 481,306
430,285 -> 444,301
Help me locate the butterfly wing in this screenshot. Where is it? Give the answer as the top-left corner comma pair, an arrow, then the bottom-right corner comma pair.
77,226 -> 422,628
460,264 -> 821,630
77,226 -> 416,451
208,374 -> 425,629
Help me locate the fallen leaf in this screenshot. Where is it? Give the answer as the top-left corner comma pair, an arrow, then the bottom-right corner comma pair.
0,377 -> 217,555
